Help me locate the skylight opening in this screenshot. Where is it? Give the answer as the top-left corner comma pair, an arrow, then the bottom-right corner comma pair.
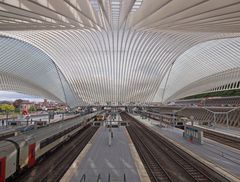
90,0 -> 100,12
131,0 -> 143,12
111,0 -> 121,25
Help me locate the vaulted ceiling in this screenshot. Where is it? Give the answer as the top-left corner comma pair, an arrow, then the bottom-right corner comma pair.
1,0 -> 240,106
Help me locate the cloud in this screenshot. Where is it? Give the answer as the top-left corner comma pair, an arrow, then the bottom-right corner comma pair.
0,91 -> 43,102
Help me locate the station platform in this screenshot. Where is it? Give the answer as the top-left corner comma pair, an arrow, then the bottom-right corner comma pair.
103,113 -> 128,127
114,113 -> 123,121
62,126 -> 141,182
0,114 -> 79,140
130,114 -> 240,179
194,124 -> 240,138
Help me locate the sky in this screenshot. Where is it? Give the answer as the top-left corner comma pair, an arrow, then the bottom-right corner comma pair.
0,91 -> 44,102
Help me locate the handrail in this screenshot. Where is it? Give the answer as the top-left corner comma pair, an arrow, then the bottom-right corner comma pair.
80,174 -> 86,182
97,174 -> 101,182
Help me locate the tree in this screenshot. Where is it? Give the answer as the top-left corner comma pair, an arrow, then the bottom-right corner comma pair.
183,89 -> 240,99
0,104 -> 15,122
29,105 -> 36,113
15,108 -> 20,113
13,99 -> 23,109
0,104 -> 15,113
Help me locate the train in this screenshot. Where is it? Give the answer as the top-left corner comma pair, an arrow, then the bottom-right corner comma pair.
139,111 -> 188,129
94,113 -> 106,121
0,111 -> 100,181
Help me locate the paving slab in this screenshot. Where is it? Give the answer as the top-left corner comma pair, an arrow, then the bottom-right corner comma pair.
69,126 -> 140,182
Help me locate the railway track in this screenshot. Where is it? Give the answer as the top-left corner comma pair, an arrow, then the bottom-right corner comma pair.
141,111 -> 240,150
121,112 -> 230,182
203,130 -> 240,150
17,124 -> 98,182
127,123 -> 172,182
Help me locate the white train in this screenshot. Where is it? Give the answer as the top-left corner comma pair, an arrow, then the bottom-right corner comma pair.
141,111 -> 187,129
0,111 -> 100,181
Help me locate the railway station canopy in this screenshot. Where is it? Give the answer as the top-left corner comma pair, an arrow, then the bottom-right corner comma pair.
1,0 -> 240,107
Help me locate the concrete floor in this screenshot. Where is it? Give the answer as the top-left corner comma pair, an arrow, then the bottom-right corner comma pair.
69,126 -> 140,182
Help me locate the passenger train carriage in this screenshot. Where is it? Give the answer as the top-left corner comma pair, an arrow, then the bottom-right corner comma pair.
140,111 -> 188,129
0,111 -> 100,181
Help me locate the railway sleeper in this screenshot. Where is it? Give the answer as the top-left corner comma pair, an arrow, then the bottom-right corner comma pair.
123,113 -> 231,182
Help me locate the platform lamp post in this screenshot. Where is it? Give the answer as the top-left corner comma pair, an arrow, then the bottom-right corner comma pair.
49,111 -> 55,124
26,115 -> 30,126
172,110 -> 178,127
108,112 -> 113,147
108,118 -> 113,147
62,112 -> 64,121
6,110 -> 8,125
111,114 -> 114,138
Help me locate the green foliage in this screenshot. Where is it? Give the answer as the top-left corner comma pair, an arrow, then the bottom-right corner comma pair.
183,89 -> 240,99
29,105 -> 36,113
15,108 -> 20,113
0,104 -> 15,113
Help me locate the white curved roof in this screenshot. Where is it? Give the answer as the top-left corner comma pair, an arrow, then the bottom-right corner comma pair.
1,0 -> 240,106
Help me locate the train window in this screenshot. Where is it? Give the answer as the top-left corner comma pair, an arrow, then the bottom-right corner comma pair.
40,123 -> 82,149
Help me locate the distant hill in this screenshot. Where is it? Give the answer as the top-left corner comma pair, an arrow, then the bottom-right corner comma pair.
183,89 -> 240,99
0,100 -> 13,105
